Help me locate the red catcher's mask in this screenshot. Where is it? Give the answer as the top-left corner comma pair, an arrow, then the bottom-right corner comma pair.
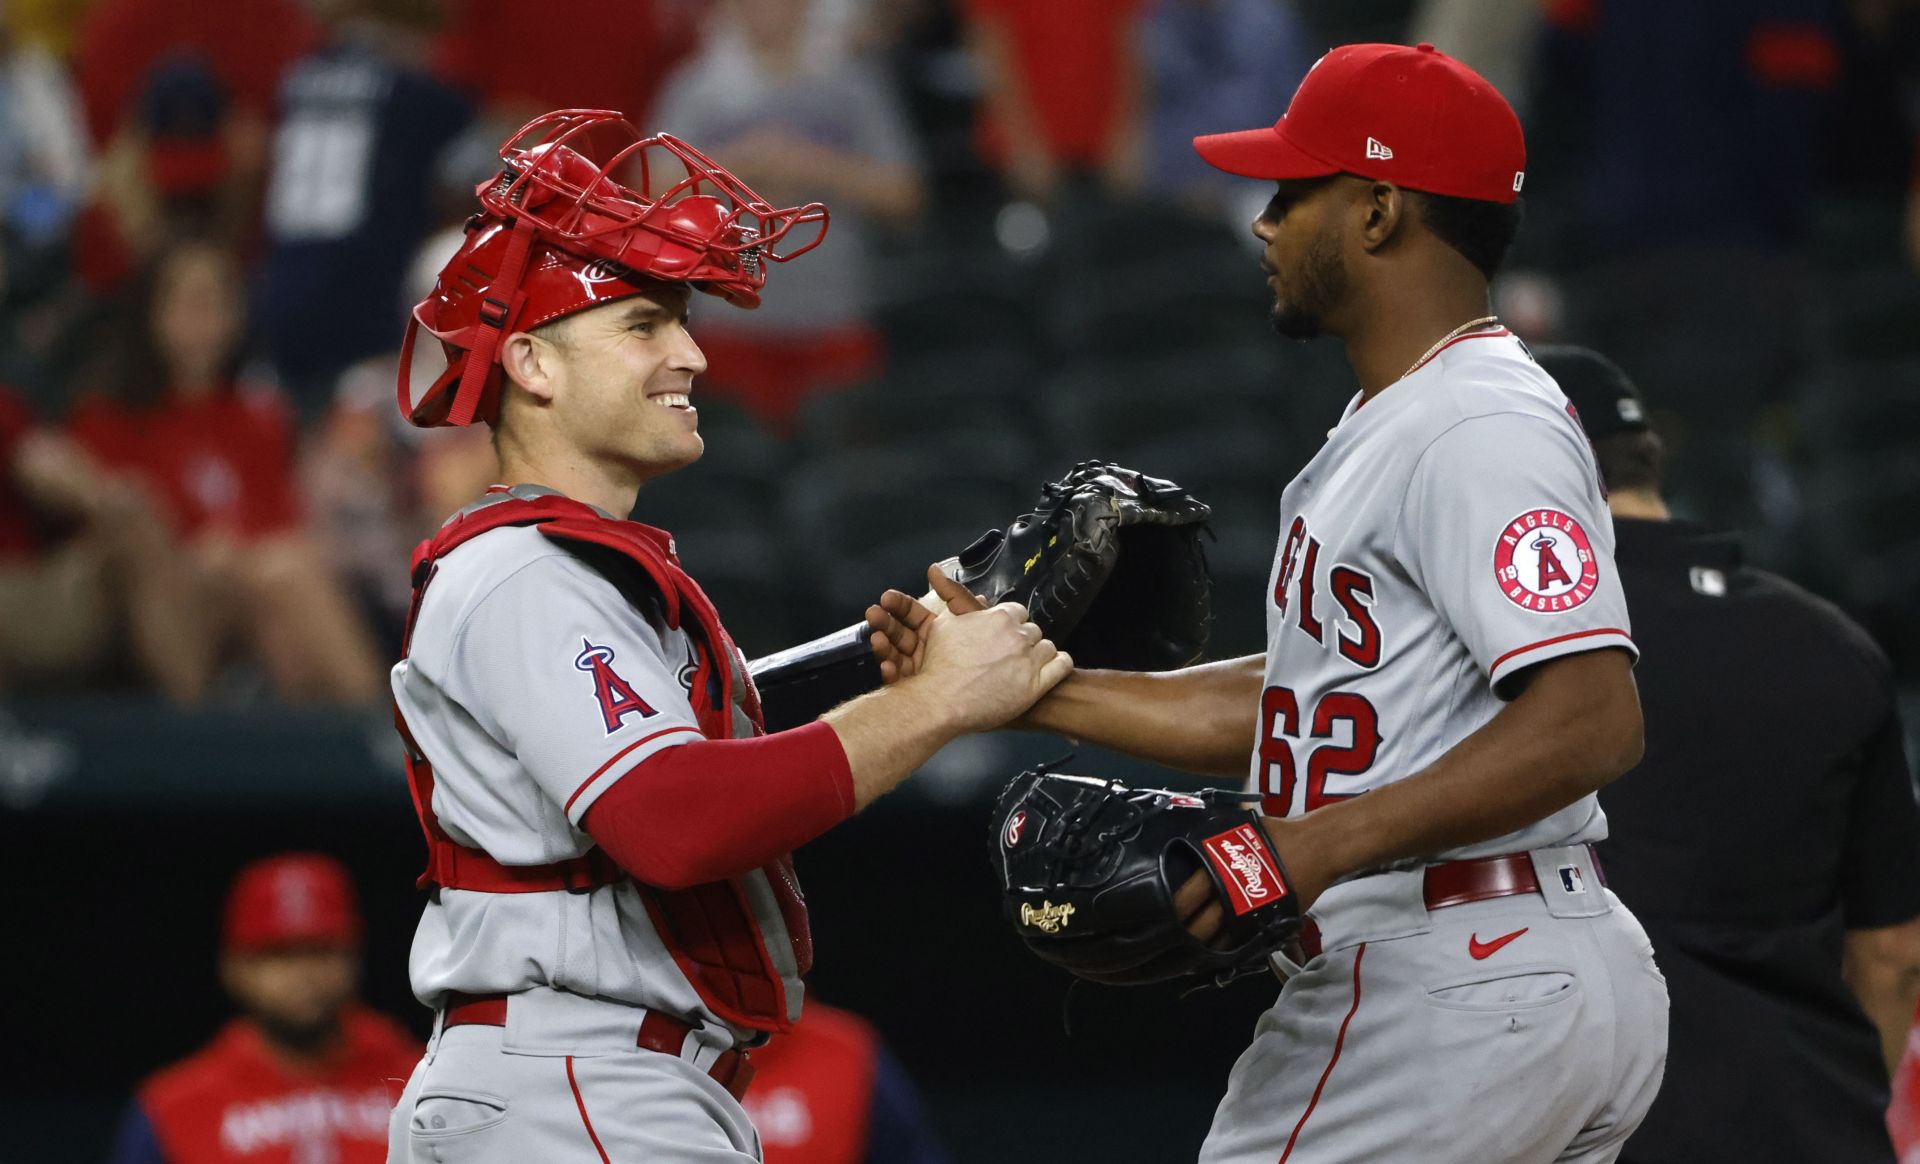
399,109 -> 830,428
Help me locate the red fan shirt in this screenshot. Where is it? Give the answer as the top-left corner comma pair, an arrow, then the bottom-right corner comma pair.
963,0 -> 1147,167
67,385 -> 302,542
135,1007 -> 419,1164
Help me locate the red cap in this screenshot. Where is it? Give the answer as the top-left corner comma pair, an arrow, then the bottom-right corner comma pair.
147,138 -> 230,197
222,853 -> 362,953
1193,43 -> 1526,204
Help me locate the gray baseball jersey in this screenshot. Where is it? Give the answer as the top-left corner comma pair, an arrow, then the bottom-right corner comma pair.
391,489 -> 803,1035
1202,331 -> 1667,1164
1251,329 -> 1635,858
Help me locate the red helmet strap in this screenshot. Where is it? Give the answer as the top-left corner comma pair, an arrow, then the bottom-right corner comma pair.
396,312 -> 424,422
447,215 -> 539,427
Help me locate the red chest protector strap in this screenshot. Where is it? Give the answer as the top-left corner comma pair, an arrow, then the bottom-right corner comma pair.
395,493 -> 806,1031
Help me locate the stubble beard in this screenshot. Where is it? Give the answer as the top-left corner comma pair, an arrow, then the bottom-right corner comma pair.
251,1007 -> 344,1057
1269,227 -> 1347,341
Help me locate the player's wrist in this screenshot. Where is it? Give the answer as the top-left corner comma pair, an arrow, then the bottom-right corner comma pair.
879,671 -> 971,739
1259,814 -> 1340,913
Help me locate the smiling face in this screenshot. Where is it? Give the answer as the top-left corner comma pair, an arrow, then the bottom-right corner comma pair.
523,287 -> 709,482
1251,177 -> 1353,340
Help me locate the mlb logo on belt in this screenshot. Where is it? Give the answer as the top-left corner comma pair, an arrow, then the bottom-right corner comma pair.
1560,865 -> 1587,894
1201,824 -> 1288,916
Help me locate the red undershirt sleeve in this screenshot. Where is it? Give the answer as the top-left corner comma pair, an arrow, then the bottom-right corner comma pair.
582,720 -> 855,890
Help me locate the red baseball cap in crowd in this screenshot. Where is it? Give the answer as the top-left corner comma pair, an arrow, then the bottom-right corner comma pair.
1194,42 -> 1526,204
223,853 -> 362,953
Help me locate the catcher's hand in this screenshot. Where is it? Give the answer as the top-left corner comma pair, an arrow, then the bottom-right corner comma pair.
866,565 -> 985,683
884,462 -> 1214,676
989,763 -> 1302,986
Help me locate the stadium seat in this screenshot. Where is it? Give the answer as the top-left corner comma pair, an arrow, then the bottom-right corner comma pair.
876,286 -> 1047,364
1040,363 -> 1280,465
781,447 -> 1031,617
794,380 -> 1041,471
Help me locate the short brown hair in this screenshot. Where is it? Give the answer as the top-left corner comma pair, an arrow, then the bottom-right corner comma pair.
1592,430 -> 1666,495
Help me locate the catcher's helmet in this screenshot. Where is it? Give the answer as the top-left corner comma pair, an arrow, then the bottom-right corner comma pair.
399,109 -> 829,428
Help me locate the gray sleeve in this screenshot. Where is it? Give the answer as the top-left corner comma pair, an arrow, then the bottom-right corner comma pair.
1396,411 -> 1636,696
441,556 -> 705,824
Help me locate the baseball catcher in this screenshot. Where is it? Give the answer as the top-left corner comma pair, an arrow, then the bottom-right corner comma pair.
752,461 -> 1214,729
989,762 -> 1302,986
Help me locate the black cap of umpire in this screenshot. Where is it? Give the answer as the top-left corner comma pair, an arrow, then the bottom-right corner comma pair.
1533,345 -> 1649,442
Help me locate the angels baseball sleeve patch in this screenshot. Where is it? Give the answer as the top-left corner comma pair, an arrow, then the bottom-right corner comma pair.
1492,507 -> 1599,613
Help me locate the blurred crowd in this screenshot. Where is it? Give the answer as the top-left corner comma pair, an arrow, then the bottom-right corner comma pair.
2,0 -> 1920,705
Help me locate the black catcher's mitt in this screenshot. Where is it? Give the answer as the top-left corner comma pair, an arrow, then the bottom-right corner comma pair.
750,461 -> 1211,731
990,763 -> 1301,986
946,461 -> 1211,672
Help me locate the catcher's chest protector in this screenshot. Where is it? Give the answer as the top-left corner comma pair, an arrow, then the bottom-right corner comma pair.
394,494 -> 807,1029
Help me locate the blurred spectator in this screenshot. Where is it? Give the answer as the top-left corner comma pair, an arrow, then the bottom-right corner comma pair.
1545,346 -> 1920,1164
1528,0 -> 1859,520
303,359 -> 495,643
961,0 -> 1147,204
4,0 -> 91,58
1537,0 -> 1848,255
0,7 -> 91,250
744,1000 -> 950,1164
66,238 -> 386,703
258,0 -> 473,408
0,383 -> 217,700
1140,0 -> 1311,212
73,0 -> 315,149
69,0 -> 315,288
433,0 -> 700,131
654,0 -> 926,430
1408,0 -> 1543,115
75,55 -> 261,295
105,853 -> 420,1164
301,226 -> 496,645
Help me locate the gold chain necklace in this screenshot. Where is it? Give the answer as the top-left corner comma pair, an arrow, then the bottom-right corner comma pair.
1401,315 -> 1502,382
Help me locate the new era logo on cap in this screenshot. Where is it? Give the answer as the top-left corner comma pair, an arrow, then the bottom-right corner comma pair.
1192,42 -> 1527,205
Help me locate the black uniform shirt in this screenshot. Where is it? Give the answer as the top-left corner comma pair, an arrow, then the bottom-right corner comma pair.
1601,518 -> 1920,1164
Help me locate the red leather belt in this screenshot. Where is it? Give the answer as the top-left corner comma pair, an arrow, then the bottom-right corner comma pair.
442,992 -> 756,1101
1423,850 -> 1542,910
1293,848 -> 1600,962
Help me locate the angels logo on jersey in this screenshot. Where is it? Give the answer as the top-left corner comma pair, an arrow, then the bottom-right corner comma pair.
575,638 -> 658,733
1493,508 -> 1599,612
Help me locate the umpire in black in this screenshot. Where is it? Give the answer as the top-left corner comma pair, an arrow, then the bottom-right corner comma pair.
1542,344 -> 1920,1164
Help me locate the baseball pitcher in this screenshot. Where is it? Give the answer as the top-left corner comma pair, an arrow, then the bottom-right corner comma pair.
879,43 -> 1669,1164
